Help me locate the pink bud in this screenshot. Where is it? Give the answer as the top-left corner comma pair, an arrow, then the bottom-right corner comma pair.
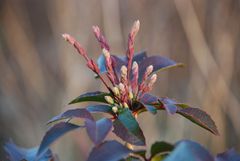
131,61 -> 139,93
62,34 -> 75,45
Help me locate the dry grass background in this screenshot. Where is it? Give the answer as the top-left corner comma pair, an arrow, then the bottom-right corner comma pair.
0,0 -> 240,160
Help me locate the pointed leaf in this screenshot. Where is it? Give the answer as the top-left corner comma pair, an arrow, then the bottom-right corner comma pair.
157,97 -> 178,114
86,104 -> 115,116
137,101 -> 157,115
87,140 -> 132,161
113,109 -> 145,146
215,148 -> 240,161
97,54 -> 107,73
85,118 -> 113,145
164,140 -> 214,161
138,56 -> 183,82
97,51 -> 147,76
47,108 -> 94,124
129,150 -> 146,161
4,141 -> 54,161
37,122 -> 81,158
140,93 -> 159,105
177,107 -> 219,135
150,141 -> 174,158
69,91 -> 110,104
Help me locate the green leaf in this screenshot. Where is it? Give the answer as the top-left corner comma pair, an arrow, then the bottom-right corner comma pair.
177,107 -> 219,135
47,108 -> 94,124
151,141 -> 174,158
69,91 -> 110,104
132,150 -> 146,160
113,109 -> 146,146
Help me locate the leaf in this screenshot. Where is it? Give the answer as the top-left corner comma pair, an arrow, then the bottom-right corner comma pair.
113,109 -> 146,146
177,107 -> 219,135
157,97 -> 178,114
97,51 -> 147,76
47,108 -> 94,124
164,140 -> 214,161
97,54 -> 107,74
132,150 -> 146,160
140,93 -> 159,105
85,118 -> 113,145
138,56 -> 183,82
215,148 -> 240,161
87,140 -> 132,161
37,122 -> 81,158
150,141 -> 174,158
86,104 -> 115,116
4,141 -> 54,161
69,91 -> 110,104
137,101 -> 157,115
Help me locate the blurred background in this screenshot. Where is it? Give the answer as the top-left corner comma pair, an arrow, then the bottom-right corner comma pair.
0,0 -> 240,160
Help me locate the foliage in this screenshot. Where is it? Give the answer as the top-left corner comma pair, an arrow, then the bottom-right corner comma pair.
3,20 -> 239,161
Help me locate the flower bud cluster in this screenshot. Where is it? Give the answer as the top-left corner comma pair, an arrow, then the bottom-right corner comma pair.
63,20 -> 159,115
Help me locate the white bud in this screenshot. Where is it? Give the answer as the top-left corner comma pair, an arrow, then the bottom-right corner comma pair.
112,106 -> 118,113
121,65 -> 128,77
149,74 -> 157,86
126,143 -> 134,150
104,96 -> 114,104
131,20 -> 140,38
132,61 -> 138,70
102,48 -> 110,59
118,83 -> 125,93
112,87 -> 120,96
123,102 -> 129,108
146,65 -> 154,75
128,92 -> 133,100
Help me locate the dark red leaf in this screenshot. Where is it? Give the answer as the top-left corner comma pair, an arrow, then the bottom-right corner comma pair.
177,107 -> 219,135
85,118 -> 113,145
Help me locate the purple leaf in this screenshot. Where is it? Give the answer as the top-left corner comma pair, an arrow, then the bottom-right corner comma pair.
113,109 -> 146,146
4,141 -> 54,161
138,56 -> 183,82
97,51 -> 147,77
85,118 -> 113,145
164,140 -> 214,161
47,108 -> 94,124
215,148 -> 240,161
158,97 -> 178,115
140,93 -> 159,105
37,122 -> 81,158
86,104 -> 115,116
136,101 -> 157,115
177,107 -> 219,135
69,91 -> 110,104
87,140 -> 132,161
